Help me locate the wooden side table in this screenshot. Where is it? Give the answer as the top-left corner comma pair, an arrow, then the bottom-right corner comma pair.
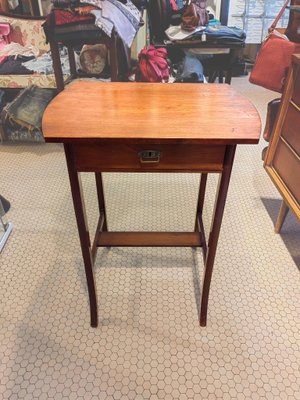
42,82 -> 261,327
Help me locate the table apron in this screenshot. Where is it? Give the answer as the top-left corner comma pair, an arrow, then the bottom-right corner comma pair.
72,142 -> 226,173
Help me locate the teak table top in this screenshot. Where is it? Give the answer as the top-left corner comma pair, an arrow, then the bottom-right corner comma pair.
42,81 -> 261,144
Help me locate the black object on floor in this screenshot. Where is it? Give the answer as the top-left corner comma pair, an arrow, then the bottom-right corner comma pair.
0,195 -> 10,215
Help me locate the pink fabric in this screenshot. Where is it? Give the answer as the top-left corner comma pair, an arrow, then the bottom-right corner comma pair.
169,0 -> 179,10
136,45 -> 169,82
0,23 -> 11,38
0,23 -> 10,64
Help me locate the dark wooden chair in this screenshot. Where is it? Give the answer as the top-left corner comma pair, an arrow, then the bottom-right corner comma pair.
48,26 -> 124,92
48,1 -> 146,91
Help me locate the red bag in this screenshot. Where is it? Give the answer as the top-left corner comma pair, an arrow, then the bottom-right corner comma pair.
249,0 -> 300,93
135,45 -> 169,83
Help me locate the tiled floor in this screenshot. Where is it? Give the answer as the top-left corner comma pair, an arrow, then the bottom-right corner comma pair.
0,77 -> 299,399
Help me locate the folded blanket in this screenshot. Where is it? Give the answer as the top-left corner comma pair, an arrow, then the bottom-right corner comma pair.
0,42 -> 40,58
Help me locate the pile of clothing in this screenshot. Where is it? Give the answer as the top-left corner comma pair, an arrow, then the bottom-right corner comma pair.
0,22 -> 79,75
0,42 -> 79,75
44,0 -> 142,48
164,0 -> 246,44
0,24 -> 35,75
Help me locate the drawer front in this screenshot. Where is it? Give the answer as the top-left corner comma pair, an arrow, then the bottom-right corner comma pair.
273,139 -> 300,204
291,64 -> 300,106
281,103 -> 300,156
73,143 -> 226,172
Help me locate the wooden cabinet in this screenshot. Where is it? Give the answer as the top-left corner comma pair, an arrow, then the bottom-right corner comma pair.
264,54 -> 300,232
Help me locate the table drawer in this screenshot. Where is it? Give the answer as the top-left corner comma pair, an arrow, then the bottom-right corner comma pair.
282,103 -> 300,156
73,143 -> 226,172
273,138 -> 300,204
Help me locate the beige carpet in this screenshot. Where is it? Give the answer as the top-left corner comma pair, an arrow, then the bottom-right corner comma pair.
0,77 -> 299,400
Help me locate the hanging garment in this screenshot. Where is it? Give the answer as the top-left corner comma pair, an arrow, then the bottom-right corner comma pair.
82,0 -> 141,47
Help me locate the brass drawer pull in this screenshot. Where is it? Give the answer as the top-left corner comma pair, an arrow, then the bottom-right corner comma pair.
138,150 -> 161,164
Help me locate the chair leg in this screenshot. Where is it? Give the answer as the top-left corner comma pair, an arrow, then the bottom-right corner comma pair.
275,200 -> 289,233
67,45 -> 78,79
50,41 -> 65,92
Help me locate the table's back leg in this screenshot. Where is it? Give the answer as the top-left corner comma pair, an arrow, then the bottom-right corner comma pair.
95,173 -> 108,231
64,144 -> 98,327
195,173 -> 208,261
200,145 -> 236,326
195,173 -> 208,227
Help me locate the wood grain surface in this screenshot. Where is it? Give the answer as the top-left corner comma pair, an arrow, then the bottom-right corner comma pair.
42,82 -> 261,144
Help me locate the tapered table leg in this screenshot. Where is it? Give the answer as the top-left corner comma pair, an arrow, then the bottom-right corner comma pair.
64,144 -> 98,327
200,145 -> 236,326
195,173 -> 208,228
195,173 -> 208,261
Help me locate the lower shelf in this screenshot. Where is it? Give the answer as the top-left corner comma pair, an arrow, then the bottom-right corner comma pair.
97,232 -> 203,247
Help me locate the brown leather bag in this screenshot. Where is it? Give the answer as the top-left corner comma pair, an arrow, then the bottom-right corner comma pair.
263,98 -> 281,142
182,0 -> 208,32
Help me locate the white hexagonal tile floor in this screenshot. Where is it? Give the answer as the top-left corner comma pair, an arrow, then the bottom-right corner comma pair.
0,77 -> 299,400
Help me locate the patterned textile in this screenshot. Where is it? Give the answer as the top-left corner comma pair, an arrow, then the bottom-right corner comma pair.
0,74 -> 60,88
0,42 -> 40,58
0,15 -> 56,89
0,16 -> 49,53
49,9 -> 95,25
82,0 -> 140,47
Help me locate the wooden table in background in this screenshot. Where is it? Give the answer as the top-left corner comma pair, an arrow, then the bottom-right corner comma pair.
42,82 -> 261,327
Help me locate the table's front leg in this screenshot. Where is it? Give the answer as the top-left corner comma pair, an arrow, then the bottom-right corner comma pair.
64,144 -> 98,327
200,145 -> 236,326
